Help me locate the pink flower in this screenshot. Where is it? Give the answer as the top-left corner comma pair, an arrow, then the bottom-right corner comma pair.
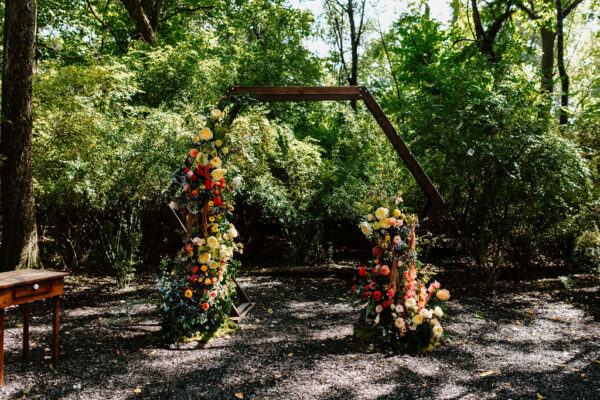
192,237 -> 202,246
367,214 -> 374,221
183,184 -> 189,191
375,305 -> 383,313
209,291 -> 217,298
388,217 -> 397,226
387,289 -> 395,298
393,235 -> 401,245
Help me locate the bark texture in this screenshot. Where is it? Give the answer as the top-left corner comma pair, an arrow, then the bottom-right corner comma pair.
0,0 -> 40,270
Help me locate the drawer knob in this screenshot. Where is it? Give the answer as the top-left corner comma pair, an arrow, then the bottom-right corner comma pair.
33,283 -> 39,290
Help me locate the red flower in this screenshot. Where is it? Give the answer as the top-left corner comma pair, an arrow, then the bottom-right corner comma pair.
214,190 -> 220,195
185,243 -> 194,252
190,175 -> 197,181
372,246 -> 383,257
362,291 -> 372,299
184,168 -> 190,174
202,303 -> 209,310
350,285 -> 356,292
364,284 -> 371,291
387,289 -> 395,298
359,266 -> 367,277
382,300 -> 389,307
191,190 -> 198,196
190,266 -> 198,274
209,291 -> 217,298
190,274 -> 198,283
373,291 -> 382,302
205,180 -> 214,190
211,277 -> 217,283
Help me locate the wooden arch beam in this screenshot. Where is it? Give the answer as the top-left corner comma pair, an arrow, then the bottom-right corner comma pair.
219,86 -> 444,228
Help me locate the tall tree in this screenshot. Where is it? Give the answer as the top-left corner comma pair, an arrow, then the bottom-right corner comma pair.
470,0 -> 517,62
518,0 -> 556,95
324,0 -> 367,109
0,0 -> 40,270
556,0 -> 584,124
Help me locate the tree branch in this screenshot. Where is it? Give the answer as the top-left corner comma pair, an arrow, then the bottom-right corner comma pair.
86,0 -> 127,52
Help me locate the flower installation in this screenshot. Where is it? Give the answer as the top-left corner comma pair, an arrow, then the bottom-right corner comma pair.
157,108 -> 244,342
351,189 -> 450,352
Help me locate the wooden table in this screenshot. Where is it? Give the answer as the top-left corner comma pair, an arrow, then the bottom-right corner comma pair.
0,269 -> 69,385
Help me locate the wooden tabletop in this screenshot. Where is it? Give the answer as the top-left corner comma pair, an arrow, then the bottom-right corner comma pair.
0,269 -> 69,289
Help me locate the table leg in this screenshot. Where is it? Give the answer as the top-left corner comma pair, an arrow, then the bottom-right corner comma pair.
1,308 -> 4,386
23,303 -> 30,360
52,296 -> 60,368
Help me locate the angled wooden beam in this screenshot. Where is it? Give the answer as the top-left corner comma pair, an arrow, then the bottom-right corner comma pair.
218,86 -> 445,228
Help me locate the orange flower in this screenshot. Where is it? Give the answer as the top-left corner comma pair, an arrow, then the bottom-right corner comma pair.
202,302 -> 209,310
436,289 -> 450,301
184,289 -> 193,298
189,148 -> 199,158
380,265 -> 390,276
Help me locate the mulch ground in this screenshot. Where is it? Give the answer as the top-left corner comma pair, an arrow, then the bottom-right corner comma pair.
0,270 -> 598,400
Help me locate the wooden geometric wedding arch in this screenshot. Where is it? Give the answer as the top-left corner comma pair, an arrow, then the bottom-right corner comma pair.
167,86 -> 444,320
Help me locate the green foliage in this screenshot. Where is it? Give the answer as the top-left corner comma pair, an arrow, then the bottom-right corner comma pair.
573,228 -> 600,272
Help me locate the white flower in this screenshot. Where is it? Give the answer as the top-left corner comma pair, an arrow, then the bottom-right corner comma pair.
228,227 -> 238,238
209,260 -> 220,269
207,236 -> 220,249
432,324 -> 443,337
396,305 -> 404,313
360,221 -> 373,236
199,127 -> 213,140
210,109 -> 222,120
375,207 -> 389,220
433,306 -> 444,318
374,313 -> 381,324
421,309 -> 433,319
211,168 -> 227,181
405,298 -> 416,309
412,314 -> 424,325
395,318 -> 405,329
232,176 -> 242,186
192,237 -> 202,246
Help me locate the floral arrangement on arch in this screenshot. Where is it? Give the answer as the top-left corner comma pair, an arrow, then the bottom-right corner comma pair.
351,189 -> 450,351
157,108 -> 244,342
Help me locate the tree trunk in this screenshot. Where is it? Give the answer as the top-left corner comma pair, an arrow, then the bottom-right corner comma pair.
0,0 -> 40,270
556,0 -> 570,125
120,0 -> 158,43
540,27 -> 555,96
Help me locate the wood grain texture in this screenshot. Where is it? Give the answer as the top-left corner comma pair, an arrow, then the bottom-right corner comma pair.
0,269 -> 68,289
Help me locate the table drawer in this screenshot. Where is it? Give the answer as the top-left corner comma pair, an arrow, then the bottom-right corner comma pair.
15,279 -> 56,299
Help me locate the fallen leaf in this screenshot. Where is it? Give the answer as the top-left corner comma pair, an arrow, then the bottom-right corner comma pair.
479,369 -> 501,377
594,360 -> 600,364
267,309 -> 273,314
17,323 -> 23,328
235,393 -> 244,399
274,374 -> 282,379
553,317 -> 559,321
515,320 -> 521,325
537,394 -> 544,399
150,350 -> 156,355
287,352 -> 293,357
116,349 -> 120,355
133,387 -> 142,394
475,313 -> 484,319
503,383 -> 511,386
580,373 -> 586,377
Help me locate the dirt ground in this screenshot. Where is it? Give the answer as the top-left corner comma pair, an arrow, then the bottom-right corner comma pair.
0,271 -> 598,400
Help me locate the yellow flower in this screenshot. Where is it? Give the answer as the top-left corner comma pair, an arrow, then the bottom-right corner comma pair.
222,147 -> 229,154
184,289 -> 193,298
209,260 -> 220,269
385,235 -> 390,241
208,201 -> 214,207
215,139 -> 223,147
412,314 -> 424,325
372,221 -> 381,230
211,168 -> 227,181
217,215 -> 222,220
393,209 -> 401,217
199,253 -> 211,263
207,236 -> 220,248
204,278 -> 212,285
211,150 -> 218,157
211,225 -> 218,233
360,221 -> 372,235
380,219 -> 390,229
375,207 -> 389,220
209,216 -> 215,222
194,136 -> 200,143
210,157 -> 222,168
199,128 -> 213,141
432,324 -> 443,337
200,265 -> 208,272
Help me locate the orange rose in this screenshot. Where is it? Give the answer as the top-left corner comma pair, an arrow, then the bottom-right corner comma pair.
202,302 -> 209,310
184,289 -> 193,298
436,289 -> 450,301
380,265 -> 390,276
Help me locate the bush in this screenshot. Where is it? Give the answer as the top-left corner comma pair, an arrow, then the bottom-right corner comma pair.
573,228 -> 600,273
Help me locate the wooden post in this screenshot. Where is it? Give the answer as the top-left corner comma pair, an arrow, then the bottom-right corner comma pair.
52,296 -> 60,368
23,303 -> 30,360
0,308 -> 4,385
